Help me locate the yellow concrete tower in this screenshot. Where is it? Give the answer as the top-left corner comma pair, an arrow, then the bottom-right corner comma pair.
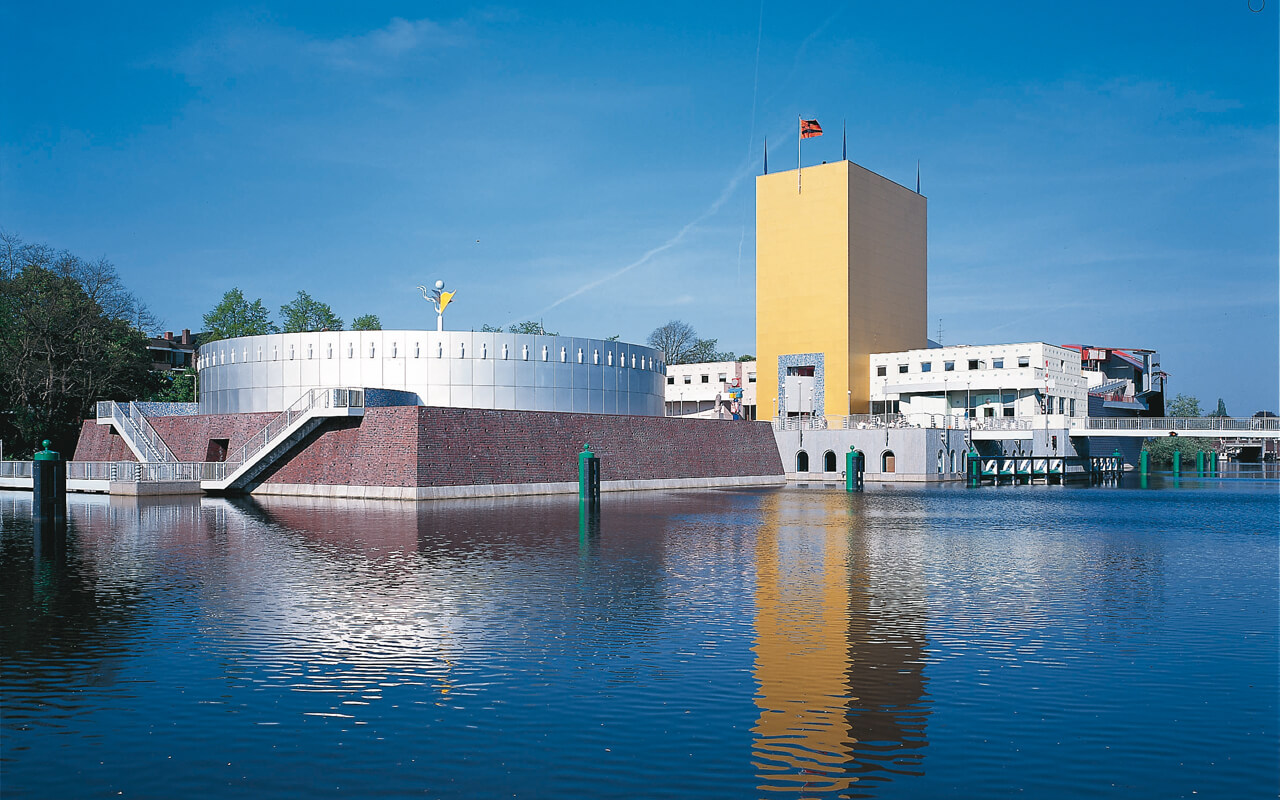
756,160 -> 927,419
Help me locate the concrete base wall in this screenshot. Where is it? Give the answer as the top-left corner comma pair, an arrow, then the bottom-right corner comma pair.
774,427 -> 973,480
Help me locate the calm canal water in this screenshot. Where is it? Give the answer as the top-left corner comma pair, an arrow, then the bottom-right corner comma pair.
2,479 -> 1276,798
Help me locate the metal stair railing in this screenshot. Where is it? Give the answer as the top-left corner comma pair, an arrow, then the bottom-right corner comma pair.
95,401 -> 176,463
208,388 -> 364,483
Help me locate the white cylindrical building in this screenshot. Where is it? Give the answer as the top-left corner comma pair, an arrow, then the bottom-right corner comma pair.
195,331 -> 667,416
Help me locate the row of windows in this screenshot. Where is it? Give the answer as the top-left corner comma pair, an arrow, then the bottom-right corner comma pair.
877,355 -> 1033,377
666,372 -> 757,385
202,342 -> 662,371
797,449 -> 967,474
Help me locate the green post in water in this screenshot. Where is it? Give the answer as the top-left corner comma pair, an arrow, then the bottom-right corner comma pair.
32,439 -> 66,521
1140,451 -> 1148,476
578,443 -> 600,506
1113,449 -> 1123,475
1196,451 -> 1205,475
1172,450 -> 1180,476
845,447 -> 864,492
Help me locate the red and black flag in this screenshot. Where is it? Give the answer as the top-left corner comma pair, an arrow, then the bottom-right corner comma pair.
800,119 -> 823,139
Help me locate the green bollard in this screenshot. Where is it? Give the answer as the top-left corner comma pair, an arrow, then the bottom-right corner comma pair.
32,440 -> 65,522
578,443 -> 600,507
845,447 -> 865,491
1113,449 -> 1124,476
1140,450 -> 1149,476
1172,450 -> 1180,477
1196,450 -> 1204,475
966,451 -> 982,487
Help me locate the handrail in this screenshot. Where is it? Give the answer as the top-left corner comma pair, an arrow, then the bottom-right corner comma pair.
95,401 -> 176,463
1071,416 -> 1279,432
221,388 -> 364,472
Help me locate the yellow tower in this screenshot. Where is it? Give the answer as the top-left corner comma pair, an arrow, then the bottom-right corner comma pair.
756,161 -> 927,419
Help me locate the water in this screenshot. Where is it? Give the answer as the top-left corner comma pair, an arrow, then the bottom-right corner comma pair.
1,481 -> 1276,799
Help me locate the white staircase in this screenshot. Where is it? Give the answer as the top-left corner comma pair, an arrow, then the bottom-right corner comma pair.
200,388 -> 365,491
96,401 -> 178,463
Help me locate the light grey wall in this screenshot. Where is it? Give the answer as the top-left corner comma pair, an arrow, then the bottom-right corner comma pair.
196,331 -> 667,416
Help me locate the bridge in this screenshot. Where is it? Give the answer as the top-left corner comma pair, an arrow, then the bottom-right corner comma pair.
779,414 -> 1280,439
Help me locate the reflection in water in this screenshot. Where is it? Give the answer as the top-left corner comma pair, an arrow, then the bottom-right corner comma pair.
753,490 -> 930,796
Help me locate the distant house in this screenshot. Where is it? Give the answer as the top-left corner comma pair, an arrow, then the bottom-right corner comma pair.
148,329 -> 197,371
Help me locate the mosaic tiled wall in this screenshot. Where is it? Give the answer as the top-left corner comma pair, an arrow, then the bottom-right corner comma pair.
776,353 -> 825,416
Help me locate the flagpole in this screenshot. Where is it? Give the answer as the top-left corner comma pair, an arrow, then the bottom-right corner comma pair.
763,137 -> 768,174
797,115 -> 802,194
842,119 -> 847,162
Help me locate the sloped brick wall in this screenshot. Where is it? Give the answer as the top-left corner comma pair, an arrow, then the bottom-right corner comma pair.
75,406 -> 784,488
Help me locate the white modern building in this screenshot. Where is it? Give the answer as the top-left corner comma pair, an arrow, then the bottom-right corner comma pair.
663,360 -> 758,419
196,330 -> 667,416
869,342 -> 1087,423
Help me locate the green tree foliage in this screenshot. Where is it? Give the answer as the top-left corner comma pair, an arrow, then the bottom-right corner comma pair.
146,368 -> 196,403
203,288 -> 277,341
1208,398 -> 1228,418
647,320 -> 736,363
1142,393 -> 1212,465
1166,393 -> 1202,417
351,314 -> 382,331
479,324 -> 503,332
738,354 -> 756,362
507,321 -> 558,335
280,291 -> 342,333
0,262 -> 156,456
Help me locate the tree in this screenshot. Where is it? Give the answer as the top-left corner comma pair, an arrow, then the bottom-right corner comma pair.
604,334 -> 621,341
202,288 -> 277,342
146,368 -> 196,403
1207,398 -> 1228,418
738,354 -> 756,362
0,264 -> 156,456
280,291 -> 342,333
508,321 -> 558,336
1142,393 -> 1210,466
1166,393 -> 1202,418
647,320 -> 699,363
688,337 -> 735,363
351,314 -> 382,331
479,324 -> 504,332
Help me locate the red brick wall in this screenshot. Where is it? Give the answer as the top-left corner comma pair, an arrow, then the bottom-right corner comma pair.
75,407 -> 784,487
72,412 -> 275,462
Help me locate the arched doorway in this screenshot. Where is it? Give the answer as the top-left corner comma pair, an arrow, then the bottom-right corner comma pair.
796,450 -> 809,472
882,450 -> 896,473
823,450 -> 837,472
937,449 -> 945,474
949,449 -> 956,473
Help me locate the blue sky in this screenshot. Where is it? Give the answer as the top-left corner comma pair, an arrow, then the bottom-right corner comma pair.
2,2 -> 1277,412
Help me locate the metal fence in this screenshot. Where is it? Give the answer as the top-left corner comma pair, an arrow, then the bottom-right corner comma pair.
0,461 -> 33,479
1073,416 -> 1280,433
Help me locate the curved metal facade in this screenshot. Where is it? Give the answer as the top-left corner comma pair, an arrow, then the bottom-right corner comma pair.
196,331 -> 667,416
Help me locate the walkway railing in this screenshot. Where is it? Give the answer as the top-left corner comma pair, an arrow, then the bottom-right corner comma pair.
1071,417 -> 1279,433
206,388 -> 365,482
1,461 -> 33,479
96,401 -> 177,463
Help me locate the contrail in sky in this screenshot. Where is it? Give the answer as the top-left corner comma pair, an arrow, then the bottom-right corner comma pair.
736,0 -> 766,284
506,168 -> 751,327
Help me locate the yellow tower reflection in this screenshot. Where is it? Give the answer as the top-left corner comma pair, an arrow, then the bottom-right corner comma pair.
752,490 -> 929,796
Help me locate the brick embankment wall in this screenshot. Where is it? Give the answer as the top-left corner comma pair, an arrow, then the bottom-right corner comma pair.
73,412 -> 275,462
75,406 -> 784,496
257,407 -> 783,488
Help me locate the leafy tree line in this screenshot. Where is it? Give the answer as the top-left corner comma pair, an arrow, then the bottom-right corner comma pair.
0,232 -> 158,456
647,320 -> 752,364
202,288 -> 381,341
1141,393 -> 1233,466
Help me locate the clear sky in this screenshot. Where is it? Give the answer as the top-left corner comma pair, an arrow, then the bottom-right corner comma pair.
2,2 -> 1277,413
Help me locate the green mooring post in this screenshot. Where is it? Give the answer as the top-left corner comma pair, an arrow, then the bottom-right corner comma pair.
845,448 -> 864,491
32,439 -> 66,521
578,443 -> 600,507
1196,450 -> 1205,475
1140,451 -> 1149,476
1172,450 -> 1181,477
1113,449 -> 1123,477
966,451 -> 982,487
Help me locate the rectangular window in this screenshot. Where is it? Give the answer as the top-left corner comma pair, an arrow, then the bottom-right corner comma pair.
984,407 -> 995,418
701,375 -> 709,383
748,374 -> 756,383
1058,397 -> 1065,414
992,358 -> 1003,369
1018,356 -> 1030,367
876,365 -> 887,377
1069,398 -> 1076,416
683,375 -> 691,384
921,362 -> 932,373
898,364 -> 908,374
968,359 -> 980,370
1003,407 -> 1015,417
667,376 -> 675,385
944,361 -> 955,372
718,373 -> 726,382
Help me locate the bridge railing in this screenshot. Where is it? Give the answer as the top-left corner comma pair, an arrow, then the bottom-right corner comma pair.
1072,417 -> 1279,433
